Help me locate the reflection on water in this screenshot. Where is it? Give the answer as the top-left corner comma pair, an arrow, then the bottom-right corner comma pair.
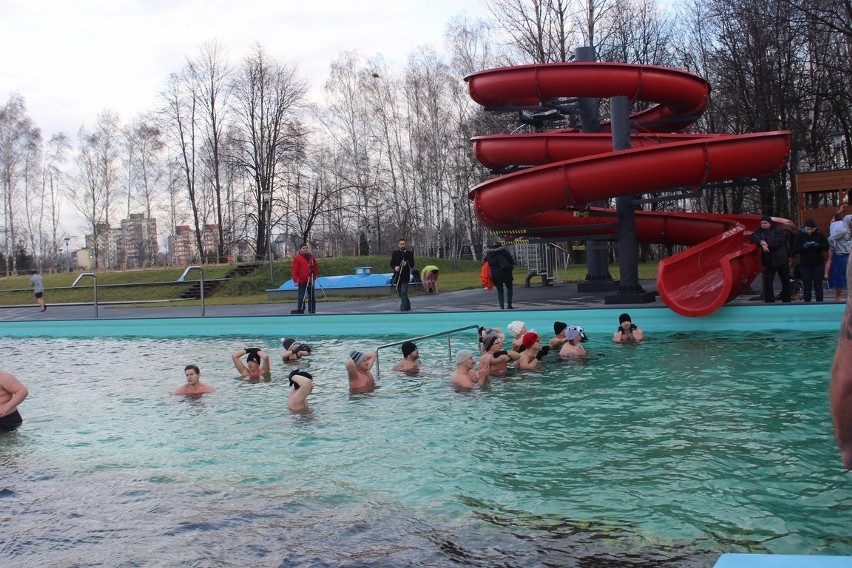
0,332 -> 848,566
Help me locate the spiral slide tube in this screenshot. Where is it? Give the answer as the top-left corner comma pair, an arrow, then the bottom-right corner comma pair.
466,63 -> 792,317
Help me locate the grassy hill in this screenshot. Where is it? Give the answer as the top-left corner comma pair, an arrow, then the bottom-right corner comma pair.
0,257 -> 658,306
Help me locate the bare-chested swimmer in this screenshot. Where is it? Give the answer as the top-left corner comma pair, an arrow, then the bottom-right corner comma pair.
173,365 -> 216,396
345,350 -> 376,393
232,347 -> 271,381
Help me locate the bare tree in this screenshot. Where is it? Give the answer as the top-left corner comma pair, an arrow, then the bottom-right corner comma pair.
188,41 -> 232,262
123,115 -> 166,264
41,133 -> 71,270
488,0 -> 575,62
230,45 -> 307,260
71,111 -> 124,270
161,69 -> 205,262
0,94 -> 41,274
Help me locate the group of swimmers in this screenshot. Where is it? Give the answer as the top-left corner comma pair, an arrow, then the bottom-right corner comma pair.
170,312 -> 645,412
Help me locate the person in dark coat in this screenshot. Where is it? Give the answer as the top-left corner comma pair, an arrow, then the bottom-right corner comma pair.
791,218 -> 830,302
749,215 -> 791,303
390,238 -> 415,311
484,242 -> 515,309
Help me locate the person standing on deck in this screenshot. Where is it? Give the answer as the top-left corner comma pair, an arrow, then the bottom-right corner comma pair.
291,243 -> 319,314
390,239 -> 415,312
749,215 -> 792,303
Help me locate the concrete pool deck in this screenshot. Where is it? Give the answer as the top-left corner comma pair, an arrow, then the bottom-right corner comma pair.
0,278 -> 845,321
0,280 -> 845,322
0,279 -> 844,339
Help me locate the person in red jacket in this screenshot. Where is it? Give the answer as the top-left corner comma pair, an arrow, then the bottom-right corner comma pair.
291,243 -> 319,314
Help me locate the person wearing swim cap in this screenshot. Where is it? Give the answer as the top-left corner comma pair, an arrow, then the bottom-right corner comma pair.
478,332 -> 511,382
0,370 -> 28,432
287,369 -> 314,412
559,326 -> 588,358
507,320 -> 527,352
345,350 -> 376,393
613,313 -> 644,343
231,347 -> 271,381
516,332 -> 550,370
281,338 -> 311,362
549,321 -> 569,350
451,350 -> 483,388
392,341 -> 421,373
173,364 -> 216,396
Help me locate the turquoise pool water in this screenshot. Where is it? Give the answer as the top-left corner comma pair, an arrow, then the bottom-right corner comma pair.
0,316 -> 849,566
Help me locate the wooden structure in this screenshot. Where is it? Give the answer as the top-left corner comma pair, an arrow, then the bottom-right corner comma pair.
796,168 -> 852,231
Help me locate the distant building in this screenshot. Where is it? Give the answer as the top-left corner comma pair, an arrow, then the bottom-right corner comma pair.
84,214 -> 160,270
169,224 -> 223,265
75,248 -> 95,270
120,214 -> 158,268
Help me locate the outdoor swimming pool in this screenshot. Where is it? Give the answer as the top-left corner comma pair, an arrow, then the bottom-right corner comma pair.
0,309 -> 849,566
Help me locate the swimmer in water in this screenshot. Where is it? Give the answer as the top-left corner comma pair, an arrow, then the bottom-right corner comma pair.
173,364 -> 216,396
392,341 -> 421,373
287,369 -> 314,412
346,350 -> 376,393
0,370 -> 28,432
451,350 -> 483,388
232,347 -> 271,380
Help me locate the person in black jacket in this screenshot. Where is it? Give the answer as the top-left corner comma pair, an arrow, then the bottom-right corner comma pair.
792,218 -> 830,302
484,242 -> 515,309
390,238 -> 415,311
749,215 -> 791,303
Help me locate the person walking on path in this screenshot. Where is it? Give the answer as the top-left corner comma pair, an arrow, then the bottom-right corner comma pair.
791,218 -> 829,302
826,213 -> 851,302
390,238 -> 415,311
30,270 -> 46,312
749,215 -> 792,303
484,242 -> 515,309
291,243 -> 319,314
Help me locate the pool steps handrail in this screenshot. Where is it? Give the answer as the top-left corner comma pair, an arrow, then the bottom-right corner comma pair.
179,265 -> 205,316
71,273 -> 98,318
374,324 -> 480,379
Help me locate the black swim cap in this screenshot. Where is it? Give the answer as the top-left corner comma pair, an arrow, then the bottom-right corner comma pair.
288,368 -> 313,389
401,341 -> 417,358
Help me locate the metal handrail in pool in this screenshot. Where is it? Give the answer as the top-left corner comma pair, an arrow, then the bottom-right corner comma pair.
178,265 -> 205,316
374,324 -> 480,379
71,272 -> 98,318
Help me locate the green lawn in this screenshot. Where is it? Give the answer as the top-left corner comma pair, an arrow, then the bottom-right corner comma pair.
0,258 -> 658,306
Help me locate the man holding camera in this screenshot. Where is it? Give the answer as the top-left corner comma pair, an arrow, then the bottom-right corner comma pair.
390,238 -> 415,312
291,243 -> 319,314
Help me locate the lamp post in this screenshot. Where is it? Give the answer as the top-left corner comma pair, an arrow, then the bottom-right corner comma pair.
831,132 -> 846,168
64,236 -> 70,272
450,196 -> 459,267
261,189 -> 274,285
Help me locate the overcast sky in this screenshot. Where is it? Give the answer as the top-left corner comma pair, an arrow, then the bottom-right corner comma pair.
1,0 -> 488,138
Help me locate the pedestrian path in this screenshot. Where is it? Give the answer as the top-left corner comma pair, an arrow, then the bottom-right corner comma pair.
0,279 -> 815,321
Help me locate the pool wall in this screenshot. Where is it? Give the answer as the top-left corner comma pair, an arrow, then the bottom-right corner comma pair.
0,303 -> 843,338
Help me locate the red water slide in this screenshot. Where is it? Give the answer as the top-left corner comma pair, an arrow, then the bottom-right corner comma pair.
465,63 -> 792,317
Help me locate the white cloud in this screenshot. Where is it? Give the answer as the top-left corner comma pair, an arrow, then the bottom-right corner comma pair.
1,0 -> 488,137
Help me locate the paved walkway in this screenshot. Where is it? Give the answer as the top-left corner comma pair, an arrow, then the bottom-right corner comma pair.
0,279 -> 781,321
